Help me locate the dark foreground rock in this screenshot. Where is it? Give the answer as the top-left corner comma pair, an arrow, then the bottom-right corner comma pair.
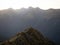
0,27 -> 55,45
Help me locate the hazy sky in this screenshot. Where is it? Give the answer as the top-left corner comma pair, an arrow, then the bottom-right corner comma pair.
0,0 -> 60,10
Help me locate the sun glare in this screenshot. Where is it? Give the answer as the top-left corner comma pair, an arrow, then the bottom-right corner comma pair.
0,0 -> 60,10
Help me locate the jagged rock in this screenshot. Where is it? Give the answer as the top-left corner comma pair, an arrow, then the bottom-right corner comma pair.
0,27 -> 55,45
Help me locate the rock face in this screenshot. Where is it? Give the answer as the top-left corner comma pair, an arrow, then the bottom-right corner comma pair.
0,27 -> 55,45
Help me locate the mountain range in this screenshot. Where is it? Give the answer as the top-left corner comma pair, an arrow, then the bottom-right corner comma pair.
0,7 -> 60,45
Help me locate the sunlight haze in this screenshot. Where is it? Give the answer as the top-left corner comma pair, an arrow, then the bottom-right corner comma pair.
0,0 -> 60,10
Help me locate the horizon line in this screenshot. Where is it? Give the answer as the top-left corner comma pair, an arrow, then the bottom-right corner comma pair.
0,7 -> 60,10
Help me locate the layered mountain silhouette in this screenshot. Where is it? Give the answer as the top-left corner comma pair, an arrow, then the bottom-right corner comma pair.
0,27 -> 55,45
0,7 -> 60,45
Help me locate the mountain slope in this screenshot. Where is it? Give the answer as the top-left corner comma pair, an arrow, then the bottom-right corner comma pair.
0,27 -> 55,45
0,8 -> 60,45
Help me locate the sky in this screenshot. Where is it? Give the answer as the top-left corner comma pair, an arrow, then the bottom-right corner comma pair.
0,0 -> 60,10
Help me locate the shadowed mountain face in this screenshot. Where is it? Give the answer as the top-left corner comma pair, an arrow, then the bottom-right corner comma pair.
0,27 -> 55,45
0,7 -> 60,45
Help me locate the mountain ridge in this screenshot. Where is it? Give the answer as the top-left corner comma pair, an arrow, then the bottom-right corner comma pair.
0,7 -> 60,45
0,27 -> 55,45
